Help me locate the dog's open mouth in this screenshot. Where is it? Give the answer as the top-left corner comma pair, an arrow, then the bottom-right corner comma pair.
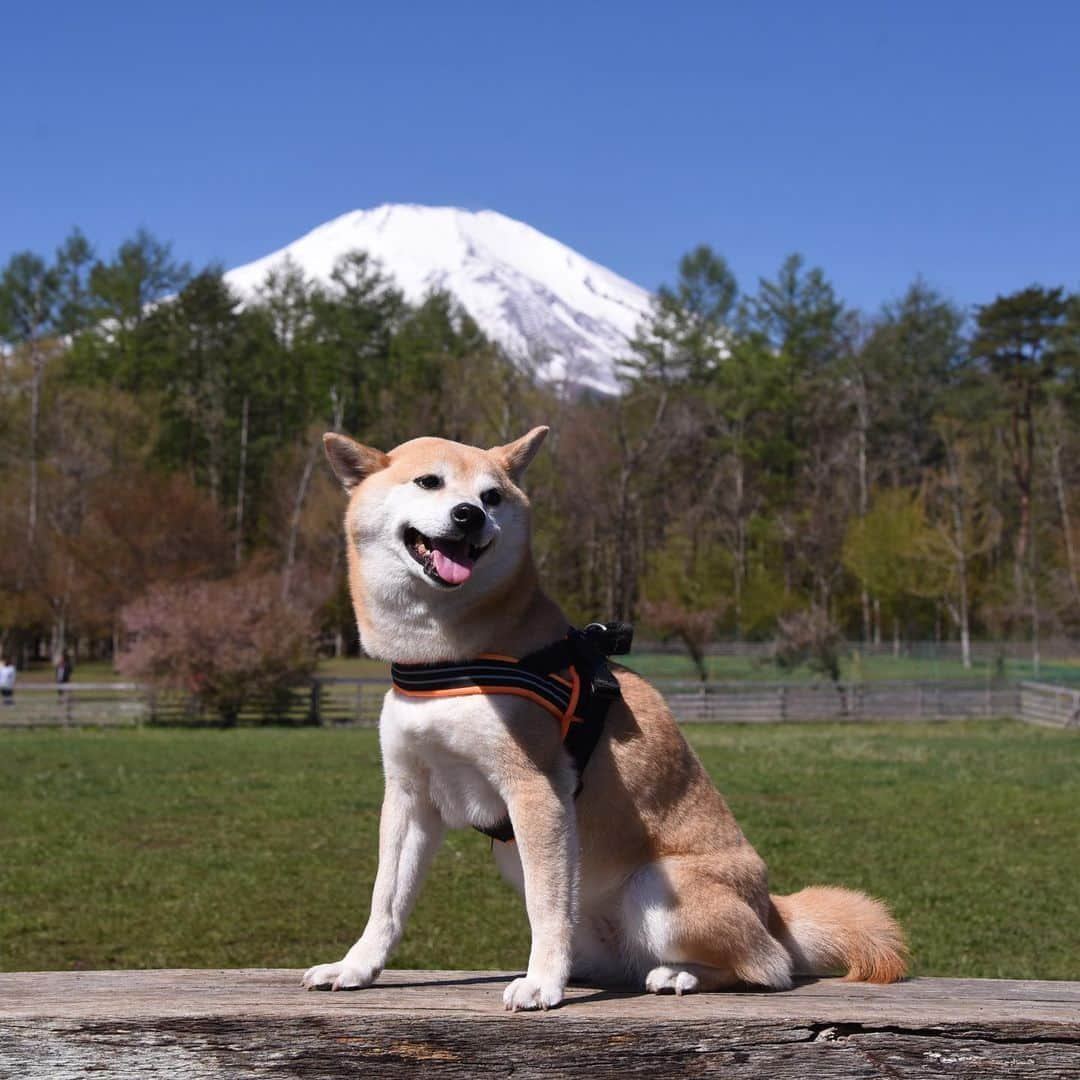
404,527 -> 491,587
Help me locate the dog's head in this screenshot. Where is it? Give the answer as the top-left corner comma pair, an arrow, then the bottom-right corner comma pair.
324,427 -> 548,614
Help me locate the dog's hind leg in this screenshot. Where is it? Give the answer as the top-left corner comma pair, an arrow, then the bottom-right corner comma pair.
620,858 -> 793,994
644,962 -> 739,994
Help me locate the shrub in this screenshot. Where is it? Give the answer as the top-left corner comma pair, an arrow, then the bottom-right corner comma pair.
118,574 -> 317,725
773,605 -> 845,682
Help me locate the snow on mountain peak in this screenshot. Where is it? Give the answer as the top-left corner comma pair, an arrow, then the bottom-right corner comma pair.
224,204 -> 653,393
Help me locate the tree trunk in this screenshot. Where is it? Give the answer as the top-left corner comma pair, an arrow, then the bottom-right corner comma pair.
611,387 -> 669,622
282,440 -> 318,601
28,344 -> 41,549
234,394 -> 249,566
854,368 -> 871,645
1029,520 -> 1041,679
1048,418 -> 1080,607
17,344 -> 44,591
1010,384 -> 1035,623
733,448 -> 746,640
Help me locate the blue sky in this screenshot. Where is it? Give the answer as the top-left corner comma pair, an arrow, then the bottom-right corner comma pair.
2,1 -> 1077,313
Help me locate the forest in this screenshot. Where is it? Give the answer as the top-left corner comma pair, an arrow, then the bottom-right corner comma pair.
1,229 -> 1078,676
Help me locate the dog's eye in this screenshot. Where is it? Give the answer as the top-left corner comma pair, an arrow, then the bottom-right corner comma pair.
480,488 -> 502,507
414,474 -> 442,490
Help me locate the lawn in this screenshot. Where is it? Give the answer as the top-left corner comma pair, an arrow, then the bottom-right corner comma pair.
1,721 -> 1076,981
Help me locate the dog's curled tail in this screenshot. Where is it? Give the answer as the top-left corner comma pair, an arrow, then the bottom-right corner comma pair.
768,886 -> 907,984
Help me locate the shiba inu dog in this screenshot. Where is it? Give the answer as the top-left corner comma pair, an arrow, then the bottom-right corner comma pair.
303,427 -> 906,1010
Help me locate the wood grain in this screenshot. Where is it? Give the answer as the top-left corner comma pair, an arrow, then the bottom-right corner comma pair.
1,970 -> 1077,1078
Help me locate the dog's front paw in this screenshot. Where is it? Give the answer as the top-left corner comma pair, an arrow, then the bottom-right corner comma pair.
502,975 -> 564,1011
302,961 -> 378,991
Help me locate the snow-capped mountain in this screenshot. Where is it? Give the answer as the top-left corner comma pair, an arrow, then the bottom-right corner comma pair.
224,204 -> 653,394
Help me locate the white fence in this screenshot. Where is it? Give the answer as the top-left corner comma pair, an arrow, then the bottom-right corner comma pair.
1019,682 -> 1080,729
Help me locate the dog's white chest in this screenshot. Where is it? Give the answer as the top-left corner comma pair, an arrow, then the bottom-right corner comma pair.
380,690 -> 510,830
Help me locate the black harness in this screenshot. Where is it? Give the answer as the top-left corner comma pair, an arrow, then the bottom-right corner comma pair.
390,622 -> 633,842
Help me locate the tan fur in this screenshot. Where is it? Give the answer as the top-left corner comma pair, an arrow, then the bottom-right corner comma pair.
769,887 -> 909,984
309,429 -> 906,1006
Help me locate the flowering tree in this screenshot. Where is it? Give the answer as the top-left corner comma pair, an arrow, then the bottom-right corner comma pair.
773,605 -> 845,683
118,574 -> 317,725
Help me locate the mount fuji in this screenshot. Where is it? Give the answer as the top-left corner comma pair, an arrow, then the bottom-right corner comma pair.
224,204 -> 653,394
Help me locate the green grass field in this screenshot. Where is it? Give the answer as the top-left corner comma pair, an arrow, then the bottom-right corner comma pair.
2,720 -> 1076,981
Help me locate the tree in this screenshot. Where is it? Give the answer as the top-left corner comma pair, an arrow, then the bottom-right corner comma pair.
622,245 -> 736,384
139,269 -> 260,504
68,470 -> 233,650
1044,397 -> 1080,618
773,605 -> 845,683
971,286 -> 1078,666
311,251 -> 402,437
0,232 -> 94,583
75,229 -> 190,385
744,255 -> 849,600
640,526 -> 729,680
747,253 -> 845,373
118,574 -> 317,725
843,489 -> 938,655
861,280 -> 967,485
918,426 -> 1002,668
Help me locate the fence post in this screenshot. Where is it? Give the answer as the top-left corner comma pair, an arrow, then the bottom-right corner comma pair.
309,681 -> 322,726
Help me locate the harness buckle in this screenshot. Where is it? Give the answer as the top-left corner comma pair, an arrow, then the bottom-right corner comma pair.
582,621 -> 634,656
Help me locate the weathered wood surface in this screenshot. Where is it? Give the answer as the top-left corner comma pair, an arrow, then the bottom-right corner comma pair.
1,969 -> 1077,1078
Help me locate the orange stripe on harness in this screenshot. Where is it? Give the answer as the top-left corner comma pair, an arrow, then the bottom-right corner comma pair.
391,682 -> 570,727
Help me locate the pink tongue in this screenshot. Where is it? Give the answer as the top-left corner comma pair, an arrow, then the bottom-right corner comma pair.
432,541 -> 475,585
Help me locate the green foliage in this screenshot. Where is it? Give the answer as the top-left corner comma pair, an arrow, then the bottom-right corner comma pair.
843,489 -> 941,618
2,222 -> 1080,657
641,526 -> 730,614
860,279 -> 967,480
623,244 -> 734,384
0,249 -> 66,344
747,252 -> 845,371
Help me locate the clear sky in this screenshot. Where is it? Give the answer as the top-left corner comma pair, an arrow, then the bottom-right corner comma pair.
2,1 -> 1077,314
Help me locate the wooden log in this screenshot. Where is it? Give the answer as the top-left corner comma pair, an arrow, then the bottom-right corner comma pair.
1,969 -> 1077,1078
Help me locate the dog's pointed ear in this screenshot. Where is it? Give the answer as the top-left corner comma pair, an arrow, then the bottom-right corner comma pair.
323,433 -> 389,492
489,426 -> 549,482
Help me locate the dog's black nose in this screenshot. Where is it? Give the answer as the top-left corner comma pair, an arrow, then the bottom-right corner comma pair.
451,502 -> 486,534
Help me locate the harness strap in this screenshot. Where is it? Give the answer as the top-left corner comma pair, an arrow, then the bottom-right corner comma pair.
390,622 -> 633,843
